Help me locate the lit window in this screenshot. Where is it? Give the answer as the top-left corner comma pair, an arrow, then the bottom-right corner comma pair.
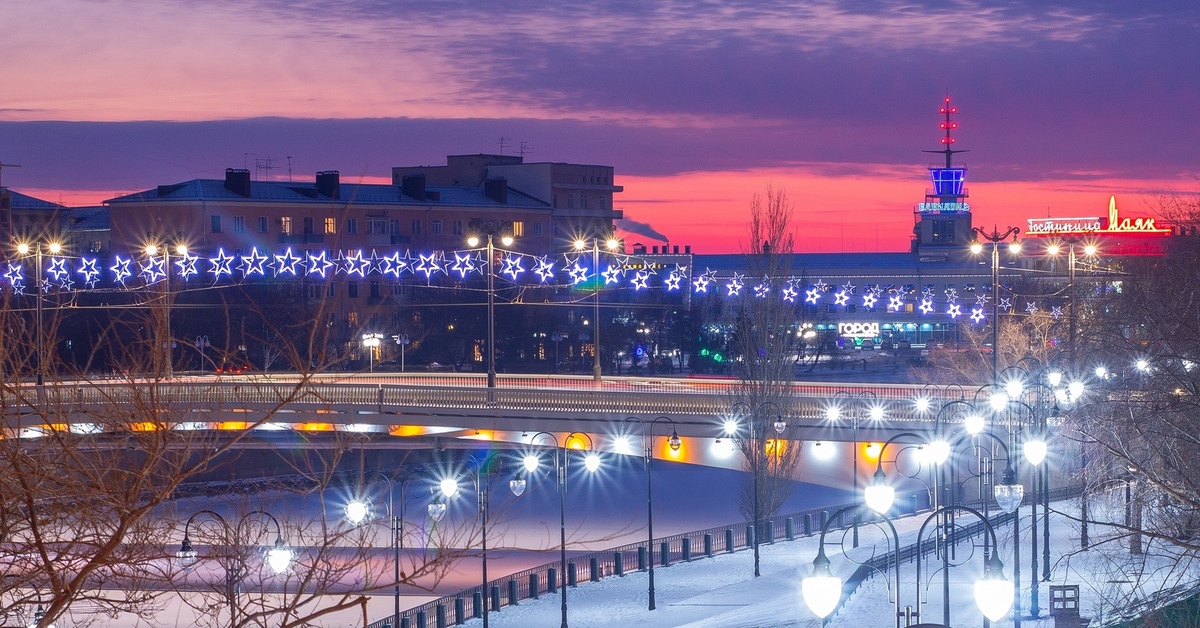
280,217 -> 292,235
324,217 -> 336,234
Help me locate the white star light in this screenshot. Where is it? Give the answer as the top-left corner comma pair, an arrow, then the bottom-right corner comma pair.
59,275 -> 74,291
665,272 -> 682,291
970,307 -> 986,323
140,256 -> 166,282
632,271 -> 650,290
344,250 -> 371,277
306,251 -> 334,278
944,287 -> 958,301
501,254 -> 525,280
1050,306 -> 1064,319
415,253 -> 442,280
841,282 -> 856,295
78,258 -> 100,285
887,295 -> 903,311
451,252 -> 477,279
921,287 -> 935,300
754,280 -> 770,298
781,286 -> 798,302
693,274 -> 710,292
39,278 -> 53,294
919,298 -> 934,314
998,298 -> 1013,312
947,303 -> 962,319
274,248 -> 302,276
602,264 -> 623,285
834,290 -> 849,306
567,260 -> 590,284
726,274 -> 744,296
534,257 -> 555,282
862,293 -> 878,308
175,252 -> 198,279
4,262 -> 23,285
207,250 -> 233,280
1026,302 -> 1040,314
379,252 -> 409,278
975,293 -> 990,306
240,248 -> 268,277
47,258 -> 69,281
111,256 -> 133,283
813,280 -> 829,293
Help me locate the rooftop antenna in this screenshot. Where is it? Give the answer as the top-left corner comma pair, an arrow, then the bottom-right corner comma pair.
243,152 -> 257,175
0,162 -> 22,190
498,136 -> 510,156
519,141 -> 534,159
286,156 -> 294,182
922,95 -> 968,168
256,157 -> 277,182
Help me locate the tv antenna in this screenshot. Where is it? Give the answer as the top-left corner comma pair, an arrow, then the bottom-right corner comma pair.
256,157 -> 277,182
286,156 -> 294,182
498,136 -> 510,155
0,162 -> 21,189
922,95 -> 968,168
519,141 -> 534,159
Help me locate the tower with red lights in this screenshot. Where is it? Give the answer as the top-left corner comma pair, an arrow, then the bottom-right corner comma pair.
912,96 -> 974,255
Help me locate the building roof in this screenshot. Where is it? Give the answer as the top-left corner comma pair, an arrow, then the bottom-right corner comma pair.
693,252 -> 998,277
2,188 -> 65,210
65,205 -> 109,232
104,179 -> 551,210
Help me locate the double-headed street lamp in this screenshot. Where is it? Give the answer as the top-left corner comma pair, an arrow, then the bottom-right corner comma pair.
724,401 -> 783,578
439,453 -> 528,628
970,226 -> 1021,384
572,237 -> 619,382
827,390 -> 884,547
361,333 -> 383,373
344,469 -> 446,628
468,221 -> 515,388
522,431 -> 601,628
15,240 -> 62,388
175,509 -> 293,627
620,415 -> 682,611
143,242 -> 187,378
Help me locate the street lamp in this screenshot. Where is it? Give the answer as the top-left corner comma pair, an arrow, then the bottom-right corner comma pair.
802,503 -> 1013,627
16,240 -> 62,388
725,400 -> 783,578
392,333 -> 410,372
468,221 -> 515,388
829,390 -> 882,547
344,469 -> 446,628
620,415 -> 681,611
970,226 -> 1021,384
573,237 -> 620,382
143,242 -> 183,378
522,431 -> 601,628
439,453 -> 527,628
361,333 -> 383,373
175,509 -> 293,627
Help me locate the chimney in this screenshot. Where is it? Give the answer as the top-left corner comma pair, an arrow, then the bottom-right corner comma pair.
632,243 -> 647,255
401,174 -> 427,202
315,170 -> 340,199
224,168 -> 251,197
684,245 -> 691,254
652,245 -> 659,254
674,245 -> 680,254
483,177 -> 508,204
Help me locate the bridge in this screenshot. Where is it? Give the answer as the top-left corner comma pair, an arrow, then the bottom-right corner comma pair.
5,373 -> 988,462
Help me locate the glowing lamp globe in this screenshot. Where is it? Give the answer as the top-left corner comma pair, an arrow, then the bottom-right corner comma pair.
1068,381 -> 1085,401
964,414 -> 985,435
825,406 -> 840,421
723,419 -> 739,435
501,235 -> 514,247
176,537 -> 199,569
1047,370 -> 1063,387
811,441 -> 836,462
864,468 -> 895,514
344,500 -> 369,525
522,454 -> 540,473
439,478 -> 460,498
583,452 -> 601,472
266,539 -> 293,574
773,418 -> 786,434
801,551 -> 843,619
1024,439 -> 1048,467
928,439 -> 951,465
993,482 -> 1024,514
428,500 -> 447,522
974,558 -> 1014,622
989,392 -> 1009,412
668,431 -> 682,451
1005,380 -> 1024,399
509,477 -> 526,497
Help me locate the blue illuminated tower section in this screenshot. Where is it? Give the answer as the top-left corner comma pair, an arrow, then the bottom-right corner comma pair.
913,96 -> 974,252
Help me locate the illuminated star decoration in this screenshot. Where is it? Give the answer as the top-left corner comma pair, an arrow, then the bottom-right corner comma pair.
944,287 -> 959,301
140,256 -> 166,282
1025,301 -> 1039,314
47,258 -> 69,282
39,278 -> 53,294
500,254 -> 525,280
175,251 -> 199,279
78,258 -> 100,286
998,298 -> 1013,312
921,287 -> 935,300
344,250 -> 371,277
813,279 -> 829,293
58,275 -> 74,291
567,259 -> 590,285
754,279 -> 770,298
4,262 -> 22,286
970,307 -> 986,323
887,295 -> 904,312
379,252 -> 409,278
1050,306 -> 1064,319
534,257 -> 555,283
919,298 -> 934,315
665,272 -> 683,291
841,282 -> 856,296
240,248 -> 268,277
601,264 -> 623,285
111,255 -> 133,284
805,287 -> 822,304
274,248 -> 302,276
833,289 -> 850,306
415,253 -> 442,280
947,303 -> 963,319
450,252 -> 477,279
975,293 -> 990,307
632,270 -> 650,290
692,269 -> 716,293
725,274 -> 744,296
781,285 -> 798,302
862,292 -> 878,308
12,281 -> 24,295
207,250 -> 233,281
306,251 -> 334,278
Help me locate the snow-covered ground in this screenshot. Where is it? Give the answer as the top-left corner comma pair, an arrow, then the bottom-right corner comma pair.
456,491 -> 1200,627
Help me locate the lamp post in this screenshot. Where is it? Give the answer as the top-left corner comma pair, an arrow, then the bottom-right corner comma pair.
195,335 -> 210,372
573,237 -> 620,382
16,241 -> 61,388
344,469 -> 445,628
970,226 -> 1021,384
621,415 -> 682,610
803,503 -> 1014,627
392,333 -> 410,372
468,222 -> 514,388
522,431 -> 601,628
725,401 -> 783,578
439,453 -> 527,628
361,333 -> 383,372
551,332 -> 567,373
829,390 -> 882,548
175,509 -> 294,627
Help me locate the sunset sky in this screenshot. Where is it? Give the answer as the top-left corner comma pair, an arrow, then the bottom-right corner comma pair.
1,0 -> 1196,253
